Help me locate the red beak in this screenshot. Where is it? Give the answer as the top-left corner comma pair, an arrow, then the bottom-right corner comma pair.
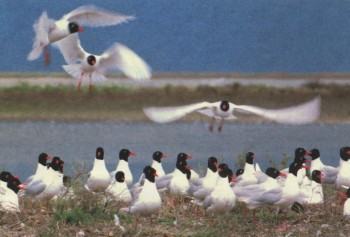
47,156 -> 52,161
162,154 -> 167,158
305,150 -> 312,155
154,173 -> 159,177
185,165 -> 191,169
279,172 -> 287,177
186,155 -> 192,159
304,159 -> 312,163
302,165 -> 309,170
129,152 -> 136,156
217,168 -> 222,173
230,178 -> 237,183
78,26 -> 84,32
18,184 -> 26,190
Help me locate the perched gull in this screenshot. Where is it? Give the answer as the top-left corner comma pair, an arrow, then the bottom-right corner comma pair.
106,171 -> 132,204
120,166 -> 161,217
85,147 -> 110,192
310,148 -> 338,185
110,148 -> 136,188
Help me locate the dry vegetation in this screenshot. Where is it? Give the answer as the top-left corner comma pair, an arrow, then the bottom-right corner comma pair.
1,176 -> 350,237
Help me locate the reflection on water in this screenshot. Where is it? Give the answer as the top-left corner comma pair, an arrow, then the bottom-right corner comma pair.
0,121 -> 349,180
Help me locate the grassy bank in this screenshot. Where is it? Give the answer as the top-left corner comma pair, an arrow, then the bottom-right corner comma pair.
0,177 -> 348,237
0,82 -> 348,122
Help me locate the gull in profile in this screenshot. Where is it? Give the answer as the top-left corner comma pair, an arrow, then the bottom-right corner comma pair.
144,96 -> 321,132
28,5 -> 134,65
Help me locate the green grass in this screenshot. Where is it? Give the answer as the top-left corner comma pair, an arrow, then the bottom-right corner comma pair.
0,82 -> 349,122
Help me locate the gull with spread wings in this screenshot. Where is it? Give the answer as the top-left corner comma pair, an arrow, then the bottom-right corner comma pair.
144,96 -> 321,132
28,5 -> 134,65
55,33 -> 151,92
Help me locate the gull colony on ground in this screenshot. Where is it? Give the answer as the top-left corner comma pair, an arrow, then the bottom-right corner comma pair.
2,146 -> 350,231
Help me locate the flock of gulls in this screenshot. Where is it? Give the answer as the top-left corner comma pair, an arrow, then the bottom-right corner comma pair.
0,4 -> 340,231
2,146 -> 350,229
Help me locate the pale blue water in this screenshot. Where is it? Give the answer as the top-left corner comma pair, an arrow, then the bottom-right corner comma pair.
1,1 -> 350,73
0,121 -> 348,181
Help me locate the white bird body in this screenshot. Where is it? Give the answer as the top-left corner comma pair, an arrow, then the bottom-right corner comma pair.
112,160 -> 133,187
144,97 -> 321,132
86,158 -> 110,192
311,158 -> 338,184
297,180 -> 323,205
121,166 -> 161,216
344,199 -> 350,217
0,188 -> 20,212
31,167 -> 63,200
152,160 -> 165,177
191,169 -> 218,201
107,180 -> 132,203
28,5 -> 134,62
204,175 -> 236,214
56,34 -> 151,91
169,169 -> 190,196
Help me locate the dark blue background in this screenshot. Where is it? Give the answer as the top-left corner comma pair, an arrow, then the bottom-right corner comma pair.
1,0 -> 350,73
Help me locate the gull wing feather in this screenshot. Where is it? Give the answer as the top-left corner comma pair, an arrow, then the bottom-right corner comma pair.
54,34 -> 86,64
233,96 -> 321,124
27,12 -> 55,60
25,180 -> 46,197
62,5 -> 135,27
143,102 -> 213,123
99,43 -> 151,80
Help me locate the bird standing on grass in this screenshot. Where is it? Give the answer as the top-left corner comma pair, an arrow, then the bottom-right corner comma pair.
202,163 -> 236,214
28,5 -> 134,65
85,147 -> 110,192
310,148 -> 338,185
120,166 -> 161,216
110,149 -> 137,188
0,176 -> 26,212
106,171 -> 132,204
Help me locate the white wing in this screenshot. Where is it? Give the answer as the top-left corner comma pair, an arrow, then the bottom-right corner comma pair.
54,34 -> 86,64
27,12 -> 54,60
62,5 -> 135,27
233,96 -> 321,124
99,43 -> 152,80
144,102 -> 213,123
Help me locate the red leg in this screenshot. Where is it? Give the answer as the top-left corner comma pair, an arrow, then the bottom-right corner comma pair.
77,72 -> 84,90
44,46 -> 50,66
88,73 -> 93,93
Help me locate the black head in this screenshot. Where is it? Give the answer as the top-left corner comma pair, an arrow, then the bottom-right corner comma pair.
96,147 -> 104,160
345,187 -> 350,198
63,175 -> 71,187
177,153 -> 192,162
119,149 -> 136,162
115,171 -> 125,183
153,151 -> 166,163
236,168 -> 244,177
143,166 -> 157,183
265,167 -> 283,179
245,152 -> 255,164
0,171 -> 13,182
218,163 -> 230,179
50,157 -> 61,172
207,157 -> 218,172
7,177 -> 22,194
311,170 -> 322,184
310,148 -> 320,160
87,55 -> 96,66
294,148 -> 311,159
177,160 -> 190,175
68,22 -> 83,34
58,160 -> 64,173
38,153 -> 51,166
220,101 -> 230,112
340,147 -> 350,161
289,162 -> 302,176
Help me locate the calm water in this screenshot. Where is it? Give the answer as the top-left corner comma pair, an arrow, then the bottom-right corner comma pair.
0,121 -> 349,180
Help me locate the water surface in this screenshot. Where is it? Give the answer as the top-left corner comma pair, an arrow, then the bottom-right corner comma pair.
0,121 -> 348,180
